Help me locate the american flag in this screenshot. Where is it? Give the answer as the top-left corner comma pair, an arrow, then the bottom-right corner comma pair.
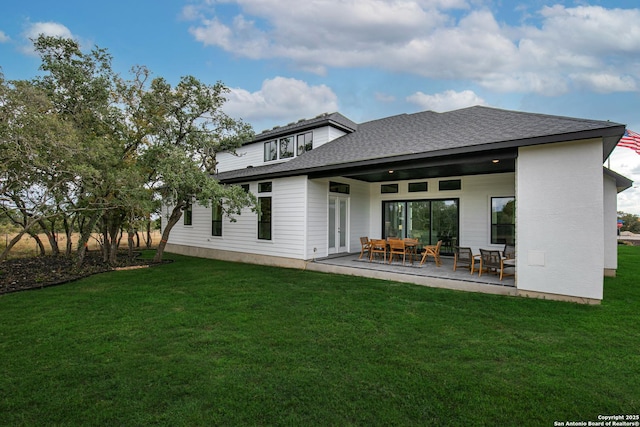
618,129 -> 640,154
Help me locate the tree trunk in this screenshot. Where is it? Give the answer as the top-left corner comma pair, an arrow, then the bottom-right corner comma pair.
128,228 -> 135,260
145,220 -> 152,249
29,232 -> 46,256
0,219 -> 40,262
76,212 -> 101,268
153,204 -> 183,263
63,216 -> 73,257
38,219 -> 60,256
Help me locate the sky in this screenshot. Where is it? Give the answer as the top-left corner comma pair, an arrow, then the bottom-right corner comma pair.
1,0 -> 640,214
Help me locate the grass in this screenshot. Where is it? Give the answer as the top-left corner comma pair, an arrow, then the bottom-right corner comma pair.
0,247 -> 639,426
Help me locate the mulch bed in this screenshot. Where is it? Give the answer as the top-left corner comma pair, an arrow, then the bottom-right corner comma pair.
0,251 -> 166,295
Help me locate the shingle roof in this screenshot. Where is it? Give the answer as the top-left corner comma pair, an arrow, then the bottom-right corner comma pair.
250,112 -> 357,143
216,106 -> 625,183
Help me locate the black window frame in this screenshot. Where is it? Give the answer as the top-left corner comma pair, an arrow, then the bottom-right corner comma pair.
329,181 -> 350,194
211,201 -> 223,236
409,182 -> 428,192
183,200 -> 193,226
381,183 -> 399,194
439,179 -> 462,191
297,132 -> 313,155
279,136 -> 294,159
258,196 -> 272,240
264,140 -> 277,162
491,196 -> 515,245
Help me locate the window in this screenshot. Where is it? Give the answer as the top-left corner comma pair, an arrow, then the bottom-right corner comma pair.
491,197 -> 515,244
258,182 -> 272,193
439,179 -> 461,191
258,182 -> 272,240
329,181 -> 350,194
409,182 -> 428,192
211,202 -> 223,236
381,184 -> 399,194
297,132 -> 313,155
264,140 -> 277,161
183,200 -> 192,226
258,197 -> 272,240
383,199 -> 459,255
279,137 -> 294,159
240,184 -> 250,192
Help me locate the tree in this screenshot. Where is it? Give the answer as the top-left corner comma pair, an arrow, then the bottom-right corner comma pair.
135,75 -> 256,262
618,212 -> 640,234
0,74 -> 80,261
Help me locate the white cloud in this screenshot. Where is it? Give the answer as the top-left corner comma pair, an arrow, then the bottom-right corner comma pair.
0,31 -> 9,43
20,22 -> 75,55
185,1 -> 640,96
224,76 -> 339,129
407,89 -> 486,112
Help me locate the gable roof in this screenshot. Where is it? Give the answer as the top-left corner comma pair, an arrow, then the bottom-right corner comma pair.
216,106 -> 625,184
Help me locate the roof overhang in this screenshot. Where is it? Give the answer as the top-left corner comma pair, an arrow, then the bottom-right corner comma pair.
604,167 -> 633,193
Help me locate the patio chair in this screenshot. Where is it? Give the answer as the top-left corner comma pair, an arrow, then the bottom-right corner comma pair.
503,244 -> 515,259
420,240 -> 442,267
478,248 -> 514,280
404,238 -> 419,263
453,246 -> 478,274
388,238 -> 407,265
369,239 -> 387,263
359,237 -> 372,259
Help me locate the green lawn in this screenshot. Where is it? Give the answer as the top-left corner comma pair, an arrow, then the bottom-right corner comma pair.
1,247 -> 639,426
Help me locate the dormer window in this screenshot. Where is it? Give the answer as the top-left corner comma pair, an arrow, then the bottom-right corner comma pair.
264,140 -> 277,162
297,132 -> 313,155
279,137 -> 294,159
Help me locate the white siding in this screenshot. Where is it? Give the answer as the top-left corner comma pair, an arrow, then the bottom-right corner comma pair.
165,176 -> 309,260
216,126 -> 348,173
306,180 -> 329,259
516,139 -> 604,300
216,144 -> 263,172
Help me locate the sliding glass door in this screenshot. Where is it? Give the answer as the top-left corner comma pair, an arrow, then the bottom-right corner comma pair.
383,199 -> 459,255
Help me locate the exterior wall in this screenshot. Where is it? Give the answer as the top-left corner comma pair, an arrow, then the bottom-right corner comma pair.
367,173 -> 515,253
215,126 -> 347,173
165,176 -> 309,260
603,174 -> 618,276
516,139 -> 604,301
306,177 -> 371,259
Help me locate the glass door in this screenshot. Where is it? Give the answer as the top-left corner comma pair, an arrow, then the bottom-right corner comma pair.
383,199 -> 458,255
329,196 -> 348,254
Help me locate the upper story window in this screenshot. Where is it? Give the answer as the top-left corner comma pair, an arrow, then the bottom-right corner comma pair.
263,131 -> 314,162
264,140 -> 277,162
279,137 -> 294,159
297,132 -> 313,155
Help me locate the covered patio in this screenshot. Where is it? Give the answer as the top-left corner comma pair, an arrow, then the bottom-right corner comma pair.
307,252 -> 517,297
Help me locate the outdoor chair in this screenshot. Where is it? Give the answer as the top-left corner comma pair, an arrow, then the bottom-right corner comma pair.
359,236 -> 372,259
453,246 -> 478,274
369,239 -> 387,263
388,238 -> 407,265
420,240 -> 442,267
503,244 -> 515,259
403,238 -> 419,263
479,248 -> 514,280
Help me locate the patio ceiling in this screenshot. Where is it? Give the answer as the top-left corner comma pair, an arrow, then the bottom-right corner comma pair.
308,148 -> 518,182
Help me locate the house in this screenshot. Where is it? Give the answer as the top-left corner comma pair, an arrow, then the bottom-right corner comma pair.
162,106 -> 632,304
